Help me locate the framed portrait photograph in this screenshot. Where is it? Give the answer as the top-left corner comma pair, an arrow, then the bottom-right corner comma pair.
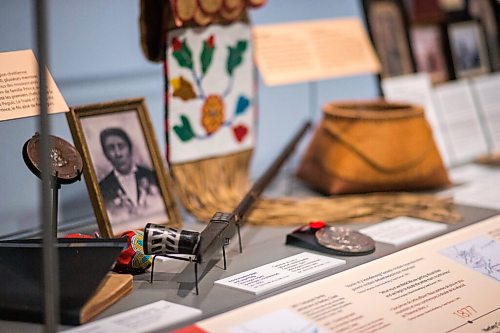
363,0 -> 416,78
67,98 -> 181,237
411,24 -> 451,83
447,20 -> 491,78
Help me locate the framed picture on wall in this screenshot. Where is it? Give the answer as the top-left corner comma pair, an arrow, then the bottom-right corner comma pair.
468,0 -> 500,71
66,98 -> 181,238
411,24 -> 451,83
447,20 -> 491,78
363,0 -> 416,78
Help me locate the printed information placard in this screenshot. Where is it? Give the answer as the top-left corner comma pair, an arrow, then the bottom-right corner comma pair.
215,252 -> 345,295
253,18 -> 381,86
0,50 -> 68,121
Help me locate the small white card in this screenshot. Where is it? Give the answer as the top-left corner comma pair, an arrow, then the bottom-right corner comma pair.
215,252 -> 345,295
65,300 -> 202,333
360,217 -> 447,247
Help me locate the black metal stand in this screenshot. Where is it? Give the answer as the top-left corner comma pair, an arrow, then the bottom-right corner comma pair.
237,223 -> 242,253
50,175 -> 61,238
223,238 -> 230,270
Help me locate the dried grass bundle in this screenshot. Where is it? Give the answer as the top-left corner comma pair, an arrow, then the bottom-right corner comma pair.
171,151 -> 461,226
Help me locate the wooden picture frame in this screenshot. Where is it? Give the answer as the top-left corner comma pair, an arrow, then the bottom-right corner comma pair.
67,98 -> 181,238
447,20 -> 491,78
363,0 -> 416,78
410,24 -> 451,83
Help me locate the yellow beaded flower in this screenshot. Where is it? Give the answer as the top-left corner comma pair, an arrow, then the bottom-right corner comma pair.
201,95 -> 225,134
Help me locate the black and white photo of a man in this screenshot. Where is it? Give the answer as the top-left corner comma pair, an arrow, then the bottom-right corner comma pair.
97,126 -> 165,227
73,101 -> 178,237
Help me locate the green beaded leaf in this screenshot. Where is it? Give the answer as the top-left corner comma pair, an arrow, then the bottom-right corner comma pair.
173,115 -> 195,142
226,40 -> 248,76
172,39 -> 193,70
201,39 -> 215,75
236,41 -> 247,52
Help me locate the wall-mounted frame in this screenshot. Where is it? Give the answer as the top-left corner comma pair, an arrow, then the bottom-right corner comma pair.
363,0 -> 416,78
410,24 -> 451,83
67,98 -> 181,238
468,0 -> 500,71
447,20 -> 491,78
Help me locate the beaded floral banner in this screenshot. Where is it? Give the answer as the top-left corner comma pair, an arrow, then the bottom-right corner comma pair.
166,22 -> 255,163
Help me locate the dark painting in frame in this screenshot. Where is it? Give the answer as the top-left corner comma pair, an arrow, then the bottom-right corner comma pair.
66,98 -> 181,238
447,19 -> 491,78
363,0 -> 416,78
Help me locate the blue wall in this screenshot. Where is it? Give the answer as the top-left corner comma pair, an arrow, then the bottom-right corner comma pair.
0,0 -> 378,237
